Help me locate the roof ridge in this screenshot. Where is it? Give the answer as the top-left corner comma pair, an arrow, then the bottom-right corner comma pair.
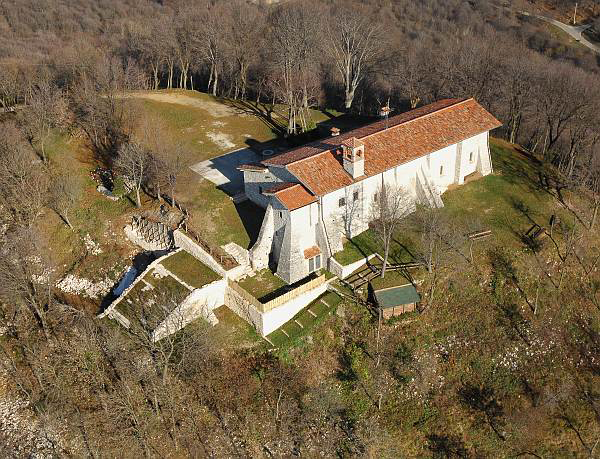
356,98 -> 470,144
275,98 -> 469,168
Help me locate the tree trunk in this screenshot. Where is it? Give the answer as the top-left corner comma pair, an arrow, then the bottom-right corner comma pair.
136,187 -> 141,208
381,235 -> 390,278
591,201 -> 599,229
211,69 -> 218,96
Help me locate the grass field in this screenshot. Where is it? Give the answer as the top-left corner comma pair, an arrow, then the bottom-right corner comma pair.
266,291 -> 342,348
238,269 -> 288,302
127,90 -> 343,164
332,138 -> 574,270
160,250 -> 221,289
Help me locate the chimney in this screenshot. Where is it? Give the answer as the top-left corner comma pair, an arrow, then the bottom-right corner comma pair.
330,127 -> 340,137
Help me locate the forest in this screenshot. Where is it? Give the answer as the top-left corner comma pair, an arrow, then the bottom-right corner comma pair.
0,0 -> 599,456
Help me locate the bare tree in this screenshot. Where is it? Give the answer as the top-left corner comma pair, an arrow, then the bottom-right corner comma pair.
268,2 -> 323,135
18,79 -> 66,162
328,2 -> 383,109
228,1 -> 264,100
49,171 -> 81,230
193,2 -> 229,96
0,122 -> 49,227
115,141 -> 151,208
0,228 -> 55,339
371,184 -> 413,277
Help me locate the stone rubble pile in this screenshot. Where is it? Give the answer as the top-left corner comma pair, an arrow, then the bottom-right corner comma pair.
129,216 -> 174,250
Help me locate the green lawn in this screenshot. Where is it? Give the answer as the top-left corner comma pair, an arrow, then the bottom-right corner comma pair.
333,230 -> 380,265
266,291 -> 341,348
128,89 -> 343,164
179,177 -> 264,249
115,269 -> 190,325
160,250 -> 221,289
237,269 -> 288,302
370,269 -> 416,291
333,139 -> 570,269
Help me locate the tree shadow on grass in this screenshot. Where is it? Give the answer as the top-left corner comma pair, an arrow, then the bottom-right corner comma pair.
458,383 -> 506,441
427,433 -> 470,458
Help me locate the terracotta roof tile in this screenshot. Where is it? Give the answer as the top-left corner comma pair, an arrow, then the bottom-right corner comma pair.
264,98 -> 465,167
342,137 -> 364,148
262,182 -> 297,194
237,163 -> 268,171
264,183 -> 317,211
304,246 -> 321,259
282,98 -> 501,196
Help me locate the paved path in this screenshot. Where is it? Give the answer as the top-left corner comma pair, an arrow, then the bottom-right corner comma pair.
520,11 -> 600,54
190,147 -> 262,195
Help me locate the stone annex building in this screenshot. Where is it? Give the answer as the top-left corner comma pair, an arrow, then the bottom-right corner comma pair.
239,98 -> 502,284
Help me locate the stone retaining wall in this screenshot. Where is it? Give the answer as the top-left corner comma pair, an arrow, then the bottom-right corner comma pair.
152,278 -> 227,342
329,253 -> 379,279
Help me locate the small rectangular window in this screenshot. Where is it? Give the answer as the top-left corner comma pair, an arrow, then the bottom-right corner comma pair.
338,197 -> 346,207
309,255 -> 321,272
469,152 -> 474,163
439,165 -> 444,176
353,191 -> 359,201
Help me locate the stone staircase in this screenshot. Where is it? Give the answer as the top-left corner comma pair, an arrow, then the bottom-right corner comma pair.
222,242 -> 253,276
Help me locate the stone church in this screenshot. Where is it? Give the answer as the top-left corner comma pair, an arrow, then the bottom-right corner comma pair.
239,98 -> 502,284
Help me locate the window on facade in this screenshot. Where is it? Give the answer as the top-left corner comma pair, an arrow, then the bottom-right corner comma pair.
439,165 -> 444,176
308,254 -> 322,272
338,197 -> 346,207
353,191 -> 359,201
469,152 -> 474,163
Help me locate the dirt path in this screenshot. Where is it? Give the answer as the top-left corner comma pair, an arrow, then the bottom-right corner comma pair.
122,91 -> 243,118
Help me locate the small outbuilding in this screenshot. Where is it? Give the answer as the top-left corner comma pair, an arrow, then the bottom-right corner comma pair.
373,284 -> 420,319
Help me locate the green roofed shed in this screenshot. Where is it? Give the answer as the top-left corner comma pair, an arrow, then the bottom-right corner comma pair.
374,284 -> 420,318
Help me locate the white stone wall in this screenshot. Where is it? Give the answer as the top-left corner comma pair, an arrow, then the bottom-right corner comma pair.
225,284 -> 266,334
261,281 -> 328,336
152,278 -> 227,342
329,253 -> 379,279
173,230 -> 228,277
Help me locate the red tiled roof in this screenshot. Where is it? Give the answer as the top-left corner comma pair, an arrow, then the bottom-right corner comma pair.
237,163 -> 267,171
269,98 -> 501,196
304,246 -> 321,259
264,183 -> 317,211
264,98 -> 465,167
262,182 -> 297,194
342,137 -> 364,149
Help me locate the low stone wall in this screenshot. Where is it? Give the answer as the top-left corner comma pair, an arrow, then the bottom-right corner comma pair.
329,253 -> 379,279
173,230 -> 228,277
261,281 -> 328,336
152,278 -> 227,342
225,276 -> 330,337
97,251 -> 178,322
225,280 -> 265,334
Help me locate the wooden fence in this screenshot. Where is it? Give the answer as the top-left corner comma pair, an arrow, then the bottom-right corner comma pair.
228,274 -> 327,313
262,274 -> 327,312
